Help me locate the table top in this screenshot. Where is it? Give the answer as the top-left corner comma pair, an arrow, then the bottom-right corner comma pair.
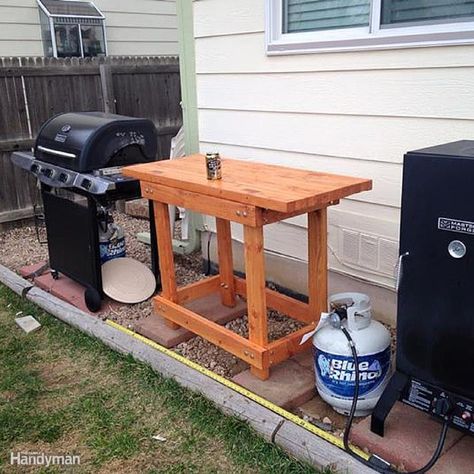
124,154 -> 372,213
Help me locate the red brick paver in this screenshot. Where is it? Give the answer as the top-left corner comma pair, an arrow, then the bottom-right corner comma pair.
232,359 -> 315,410
351,402 -> 464,472
137,293 -> 247,348
431,436 -> 474,474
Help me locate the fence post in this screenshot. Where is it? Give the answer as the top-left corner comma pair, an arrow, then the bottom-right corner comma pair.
99,64 -> 116,114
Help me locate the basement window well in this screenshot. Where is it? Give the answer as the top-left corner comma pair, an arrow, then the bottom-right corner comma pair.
37,0 -> 107,58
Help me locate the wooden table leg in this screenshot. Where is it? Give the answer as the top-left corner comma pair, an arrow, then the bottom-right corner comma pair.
243,224 -> 269,380
308,208 -> 328,323
153,201 -> 180,330
215,218 -> 236,308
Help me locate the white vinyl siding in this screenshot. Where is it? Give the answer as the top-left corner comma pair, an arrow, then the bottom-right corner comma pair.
194,0 -> 474,290
0,3 -> 44,56
0,0 -> 178,57
86,1 -> 178,56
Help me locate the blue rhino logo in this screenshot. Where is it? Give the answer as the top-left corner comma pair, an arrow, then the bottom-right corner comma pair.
318,354 -> 331,377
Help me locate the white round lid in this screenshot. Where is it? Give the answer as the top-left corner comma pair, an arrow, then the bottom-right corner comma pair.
101,257 -> 156,304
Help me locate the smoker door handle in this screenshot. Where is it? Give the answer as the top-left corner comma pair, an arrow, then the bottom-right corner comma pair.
396,252 -> 410,293
37,146 -> 76,159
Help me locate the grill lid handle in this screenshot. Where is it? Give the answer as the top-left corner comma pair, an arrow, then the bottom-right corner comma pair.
37,145 -> 76,159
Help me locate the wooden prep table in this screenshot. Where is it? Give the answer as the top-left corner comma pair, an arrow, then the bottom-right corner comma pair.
124,155 -> 371,380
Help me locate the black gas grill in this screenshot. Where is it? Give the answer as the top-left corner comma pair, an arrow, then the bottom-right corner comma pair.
11,112 -> 161,311
14,112 -> 158,195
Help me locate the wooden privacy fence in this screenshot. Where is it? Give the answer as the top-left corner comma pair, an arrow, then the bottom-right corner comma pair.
0,56 -> 182,225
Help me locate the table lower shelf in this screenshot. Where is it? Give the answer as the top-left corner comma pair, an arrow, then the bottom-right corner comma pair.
154,275 -> 316,378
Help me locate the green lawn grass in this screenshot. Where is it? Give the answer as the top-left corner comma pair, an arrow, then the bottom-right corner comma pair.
0,285 -> 325,473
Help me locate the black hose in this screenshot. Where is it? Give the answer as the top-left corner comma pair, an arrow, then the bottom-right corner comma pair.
406,422 -> 449,474
339,326 -> 449,474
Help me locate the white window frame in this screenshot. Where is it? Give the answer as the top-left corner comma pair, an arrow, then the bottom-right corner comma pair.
266,0 -> 474,55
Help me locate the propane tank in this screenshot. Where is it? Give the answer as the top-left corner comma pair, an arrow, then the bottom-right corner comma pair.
98,211 -> 126,264
312,293 -> 391,417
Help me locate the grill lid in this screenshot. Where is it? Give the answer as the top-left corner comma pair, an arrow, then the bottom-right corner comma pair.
35,112 -> 158,172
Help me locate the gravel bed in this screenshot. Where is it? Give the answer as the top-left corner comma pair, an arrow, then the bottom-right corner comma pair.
0,223 -> 49,272
176,310 -> 305,378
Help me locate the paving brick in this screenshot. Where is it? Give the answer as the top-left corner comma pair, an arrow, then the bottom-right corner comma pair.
34,272 -> 115,316
125,198 -> 149,219
185,293 -> 247,321
19,261 -> 49,279
431,436 -> 474,474
136,314 -> 193,348
22,262 -> 113,314
232,359 -> 315,410
35,272 -> 92,314
351,402 -> 464,472
136,293 -> 247,348
15,315 -> 41,334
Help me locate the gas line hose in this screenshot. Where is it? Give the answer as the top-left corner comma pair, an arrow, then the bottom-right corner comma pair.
339,325 -> 449,474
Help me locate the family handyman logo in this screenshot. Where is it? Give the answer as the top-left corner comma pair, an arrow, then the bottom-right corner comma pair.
10,451 -> 81,467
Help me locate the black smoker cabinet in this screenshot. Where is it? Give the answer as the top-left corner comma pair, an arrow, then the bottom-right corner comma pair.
372,140 -> 474,437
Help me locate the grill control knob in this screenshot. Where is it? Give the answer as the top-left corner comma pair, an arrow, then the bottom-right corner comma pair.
81,178 -> 92,190
58,173 -> 69,184
43,168 -> 55,178
30,163 -> 40,174
433,397 -> 453,417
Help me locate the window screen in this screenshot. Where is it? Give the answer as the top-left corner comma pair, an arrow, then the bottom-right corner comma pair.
54,24 -> 81,58
283,0 -> 371,33
381,0 -> 474,26
81,24 -> 106,57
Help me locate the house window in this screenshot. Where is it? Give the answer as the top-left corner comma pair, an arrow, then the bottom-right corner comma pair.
267,0 -> 474,54
37,0 -> 107,58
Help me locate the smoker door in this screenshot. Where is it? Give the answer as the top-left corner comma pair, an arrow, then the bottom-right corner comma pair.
42,189 -> 102,293
397,152 -> 474,400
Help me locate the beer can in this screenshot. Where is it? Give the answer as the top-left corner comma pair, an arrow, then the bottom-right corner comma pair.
205,152 -> 222,180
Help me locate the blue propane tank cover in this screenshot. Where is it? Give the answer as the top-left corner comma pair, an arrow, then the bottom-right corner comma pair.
99,223 -> 126,264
